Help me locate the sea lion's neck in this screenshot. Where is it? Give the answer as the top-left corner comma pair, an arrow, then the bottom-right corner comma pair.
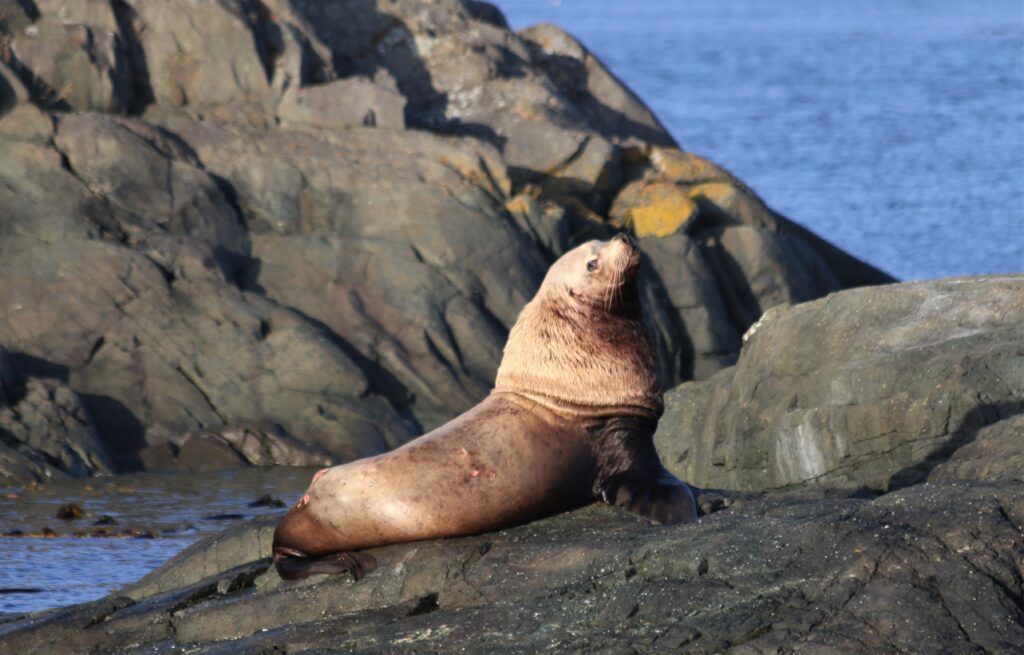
492,389 -> 662,423
493,294 -> 663,422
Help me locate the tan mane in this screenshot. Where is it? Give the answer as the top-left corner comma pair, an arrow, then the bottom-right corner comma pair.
493,283 -> 663,420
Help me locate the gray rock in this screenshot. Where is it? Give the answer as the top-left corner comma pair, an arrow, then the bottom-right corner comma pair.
140,426 -> 333,472
0,60 -> 28,115
0,104 -> 100,242
0,0 -> 135,112
52,112 -> 250,259
930,414 -> 1024,483
2,482 -> 1021,653
152,115 -> 548,430
655,276 -> 1024,492
278,75 -> 406,130
128,0 -> 272,113
518,23 -> 677,148
120,515 -> 279,601
0,237 -> 414,469
0,376 -> 113,485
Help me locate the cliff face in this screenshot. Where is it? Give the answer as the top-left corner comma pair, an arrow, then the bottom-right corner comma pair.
0,0 -> 892,481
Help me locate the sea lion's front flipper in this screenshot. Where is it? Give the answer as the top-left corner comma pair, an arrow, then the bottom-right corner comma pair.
599,469 -> 698,525
273,548 -> 378,581
591,417 -> 699,525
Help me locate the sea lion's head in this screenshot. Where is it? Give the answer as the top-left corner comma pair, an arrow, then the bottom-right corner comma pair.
541,233 -> 642,312
494,234 -> 661,419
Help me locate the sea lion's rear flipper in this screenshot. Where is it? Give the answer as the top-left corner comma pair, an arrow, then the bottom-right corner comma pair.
599,469 -> 698,525
591,416 -> 699,525
273,548 -> 378,581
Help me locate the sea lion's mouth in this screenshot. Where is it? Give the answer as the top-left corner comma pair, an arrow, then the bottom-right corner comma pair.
611,233 -> 641,280
594,233 -> 641,311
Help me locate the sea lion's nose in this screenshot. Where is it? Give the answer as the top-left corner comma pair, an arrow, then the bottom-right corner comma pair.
613,233 -> 634,247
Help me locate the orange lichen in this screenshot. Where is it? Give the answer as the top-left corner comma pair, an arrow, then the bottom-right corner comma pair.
611,181 -> 698,237
651,147 -> 735,185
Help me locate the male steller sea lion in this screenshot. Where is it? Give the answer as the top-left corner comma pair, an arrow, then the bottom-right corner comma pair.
272,233 -> 698,580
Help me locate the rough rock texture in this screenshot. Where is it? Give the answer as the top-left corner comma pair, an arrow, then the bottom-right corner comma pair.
655,276 -> 1024,492
2,483 -> 1022,653
0,0 -> 892,481
930,414 -> 1024,483
0,361 -> 113,485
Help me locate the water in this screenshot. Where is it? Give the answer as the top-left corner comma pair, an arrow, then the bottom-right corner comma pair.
0,468 -> 313,614
500,0 -> 1024,280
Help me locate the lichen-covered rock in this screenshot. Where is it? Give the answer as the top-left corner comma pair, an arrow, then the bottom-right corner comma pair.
611,180 -> 699,237
655,275 -> 1024,492
2,483 -> 1021,653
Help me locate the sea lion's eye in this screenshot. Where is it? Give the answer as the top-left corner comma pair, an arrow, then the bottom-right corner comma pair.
586,259 -> 599,272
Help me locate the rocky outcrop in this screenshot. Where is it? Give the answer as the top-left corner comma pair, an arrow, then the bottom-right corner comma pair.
655,276 -> 1024,492
0,0 -> 892,481
2,482 -> 1022,653
0,349 -> 113,485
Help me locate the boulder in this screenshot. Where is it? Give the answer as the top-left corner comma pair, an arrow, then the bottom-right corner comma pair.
0,373 -> 113,485
0,0 -> 135,112
128,0 -> 273,113
51,112 -> 250,259
1,482 -> 1021,653
655,276 -> 1024,492
929,414 -> 1024,483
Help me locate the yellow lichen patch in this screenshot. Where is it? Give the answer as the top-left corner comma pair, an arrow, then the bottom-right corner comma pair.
650,147 -> 737,186
512,98 -> 547,121
504,193 -> 537,216
687,182 -> 774,228
610,180 -> 699,237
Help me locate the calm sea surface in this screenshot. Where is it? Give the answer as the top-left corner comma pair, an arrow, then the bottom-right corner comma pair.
2,0 -> 1021,616
502,0 -> 1024,280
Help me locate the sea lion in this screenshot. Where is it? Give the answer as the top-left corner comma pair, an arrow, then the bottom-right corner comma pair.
272,233 -> 698,580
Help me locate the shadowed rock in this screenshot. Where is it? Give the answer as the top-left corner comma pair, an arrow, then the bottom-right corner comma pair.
0,362 -> 113,484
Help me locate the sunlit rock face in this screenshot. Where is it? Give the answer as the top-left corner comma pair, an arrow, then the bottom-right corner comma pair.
656,275 -> 1024,492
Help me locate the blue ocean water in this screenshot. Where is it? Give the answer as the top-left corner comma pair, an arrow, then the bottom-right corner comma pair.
500,0 -> 1024,281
